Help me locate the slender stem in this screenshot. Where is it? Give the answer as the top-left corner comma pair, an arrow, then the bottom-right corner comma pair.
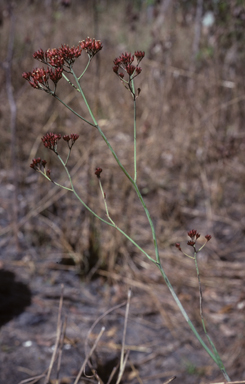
70,68 -> 97,126
98,179 -> 116,227
65,148 -> 72,166
54,94 -> 96,128
78,56 -> 91,80
157,263 -> 217,361
62,72 -> 79,91
133,98 -> 137,183
194,250 -> 230,381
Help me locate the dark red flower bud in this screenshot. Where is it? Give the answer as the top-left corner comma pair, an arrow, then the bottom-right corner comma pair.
30,157 -> 47,171
70,133 -> 79,143
95,167 -> 102,178
205,235 -> 212,241
41,132 -> 61,153
187,229 -> 200,239
187,241 -> 195,247
175,243 -> 182,251
126,64 -> 135,76
113,57 -> 121,66
135,67 -> 142,75
63,135 -> 70,142
134,51 -> 145,62
80,37 -> 102,58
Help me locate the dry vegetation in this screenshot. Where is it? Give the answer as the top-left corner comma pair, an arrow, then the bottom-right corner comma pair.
0,0 -> 245,383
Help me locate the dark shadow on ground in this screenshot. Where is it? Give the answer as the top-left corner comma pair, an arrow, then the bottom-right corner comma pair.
0,269 -> 32,327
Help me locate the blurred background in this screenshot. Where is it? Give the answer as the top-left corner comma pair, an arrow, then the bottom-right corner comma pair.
0,0 -> 245,383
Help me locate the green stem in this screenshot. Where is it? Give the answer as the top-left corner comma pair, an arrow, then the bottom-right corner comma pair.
194,251 -> 230,380
78,57 -> 91,80
54,94 -> 96,128
157,263 -> 217,362
98,179 -> 116,227
62,72 -> 79,91
70,68 -> 97,126
133,97 -> 137,183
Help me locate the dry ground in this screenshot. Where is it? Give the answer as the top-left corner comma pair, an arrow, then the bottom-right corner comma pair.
0,1 -> 245,383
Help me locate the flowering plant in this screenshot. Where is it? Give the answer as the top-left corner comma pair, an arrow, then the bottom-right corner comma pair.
23,38 -> 230,382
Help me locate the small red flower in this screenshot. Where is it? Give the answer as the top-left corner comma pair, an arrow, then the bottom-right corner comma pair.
134,51 -> 145,62
95,167 -> 102,178
187,229 -> 200,240
175,243 -> 182,252
47,67 -> 63,84
113,49 -> 145,97
113,65 -> 119,74
46,169 -> 51,179
205,235 -> 212,241
135,67 -> 142,75
30,157 -> 47,171
80,37 -> 103,58
126,64 -> 135,76
63,135 -> 70,142
63,134 -> 79,149
41,132 -> 61,153
22,66 -> 63,91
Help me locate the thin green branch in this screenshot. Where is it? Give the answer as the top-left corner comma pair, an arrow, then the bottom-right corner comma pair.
133,98 -> 137,183
98,178 -> 116,227
62,72 -> 79,91
54,94 -> 96,128
194,250 -> 230,380
78,56 -> 91,80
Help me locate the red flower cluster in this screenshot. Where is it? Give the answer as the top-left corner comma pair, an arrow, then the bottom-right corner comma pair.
113,50 -> 145,79
205,234 -> 212,241
188,229 -> 200,241
63,133 -> 79,149
95,167 -> 102,178
23,38 -> 102,91
175,230 -> 212,254
22,67 -> 63,91
30,157 -> 46,170
80,37 -> 103,58
33,44 -> 83,68
187,229 -> 200,246
30,158 -> 51,178
41,132 -> 61,153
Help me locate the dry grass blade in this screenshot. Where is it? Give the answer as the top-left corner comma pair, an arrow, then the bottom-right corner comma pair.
115,288 -> 132,384
162,376 -> 176,384
84,301 -> 127,358
18,372 -> 47,384
128,360 -> 144,384
73,326 -> 105,384
210,382 -> 245,384
56,316 -> 67,384
44,285 -> 64,384
106,365 -> 119,384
